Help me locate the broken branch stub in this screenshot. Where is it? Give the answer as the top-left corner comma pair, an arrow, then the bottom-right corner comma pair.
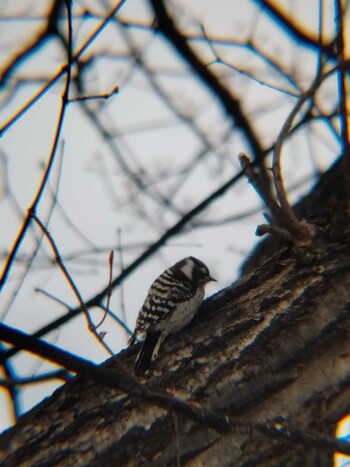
239,153 -> 314,246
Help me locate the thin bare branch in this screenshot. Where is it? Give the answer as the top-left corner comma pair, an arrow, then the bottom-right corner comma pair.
0,1 -> 74,291
149,0 -> 265,162
252,0 -> 337,60
117,229 -> 127,324
1,141 -> 65,323
31,213 -> 114,356
68,86 -> 119,103
0,0 -> 126,137
95,251 -> 114,330
266,64 -> 344,244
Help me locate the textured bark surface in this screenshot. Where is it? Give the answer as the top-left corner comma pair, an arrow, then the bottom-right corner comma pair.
1,158 -> 349,466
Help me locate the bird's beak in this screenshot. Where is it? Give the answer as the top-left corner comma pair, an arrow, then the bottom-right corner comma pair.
209,276 -> 217,282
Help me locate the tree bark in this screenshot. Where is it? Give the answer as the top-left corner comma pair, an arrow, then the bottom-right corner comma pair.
1,157 -> 349,466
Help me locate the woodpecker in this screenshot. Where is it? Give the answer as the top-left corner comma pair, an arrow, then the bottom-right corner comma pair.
129,256 -> 216,372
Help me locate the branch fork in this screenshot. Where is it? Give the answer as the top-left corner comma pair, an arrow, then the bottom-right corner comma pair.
239,153 -> 314,246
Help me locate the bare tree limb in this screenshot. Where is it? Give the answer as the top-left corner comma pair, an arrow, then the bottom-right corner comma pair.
0,0 -> 62,88
149,0 -> 265,163
31,214 -> 114,356
252,0 -> 337,60
0,0 -> 74,291
239,62 -> 347,246
0,0 -> 126,137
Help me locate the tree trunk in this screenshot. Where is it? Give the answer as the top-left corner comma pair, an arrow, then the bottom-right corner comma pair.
1,158 -> 349,466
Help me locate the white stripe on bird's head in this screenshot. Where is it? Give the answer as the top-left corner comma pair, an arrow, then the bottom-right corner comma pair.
179,257 -> 196,279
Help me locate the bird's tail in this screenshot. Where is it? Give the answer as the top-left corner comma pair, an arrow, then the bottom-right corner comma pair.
135,330 -> 162,373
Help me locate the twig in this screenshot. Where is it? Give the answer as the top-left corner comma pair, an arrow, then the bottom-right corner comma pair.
256,224 -> 293,242
95,251 -> 114,330
272,62 -> 346,216
1,140 -> 66,324
253,0 -> 337,61
105,250 -> 114,314
47,182 -> 98,250
200,20 -> 300,98
149,0 -> 265,162
316,0 -> 324,77
117,229 -> 127,324
31,214 -> 114,356
68,86 -> 119,102
36,287 -> 132,337
190,174 -> 318,229
98,305 -> 133,336
35,288 -> 74,309
240,63 -> 345,245
0,0 -> 127,137
0,1 -> 73,291
334,0 -> 350,151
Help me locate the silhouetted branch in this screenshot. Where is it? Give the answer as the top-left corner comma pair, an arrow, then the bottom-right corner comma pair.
35,288 -> 133,337
253,0 -> 337,60
149,0 -> 265,162
31,213 -> 114,356
0,1 -> 74,291
68,85 -> 119,102
0,342 -> 20,422
0,1 -> 126,137
95,251 -> 114,330
0,0 -> 61,88
239,61 -> 347,245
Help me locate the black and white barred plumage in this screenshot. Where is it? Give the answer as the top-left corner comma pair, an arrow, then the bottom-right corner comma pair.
129,256 -> 215,372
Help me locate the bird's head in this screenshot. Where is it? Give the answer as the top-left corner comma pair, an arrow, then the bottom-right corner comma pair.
175,256 -> 216,285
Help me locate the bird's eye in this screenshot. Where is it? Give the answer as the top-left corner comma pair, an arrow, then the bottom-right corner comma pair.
198,266 -> 209,277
